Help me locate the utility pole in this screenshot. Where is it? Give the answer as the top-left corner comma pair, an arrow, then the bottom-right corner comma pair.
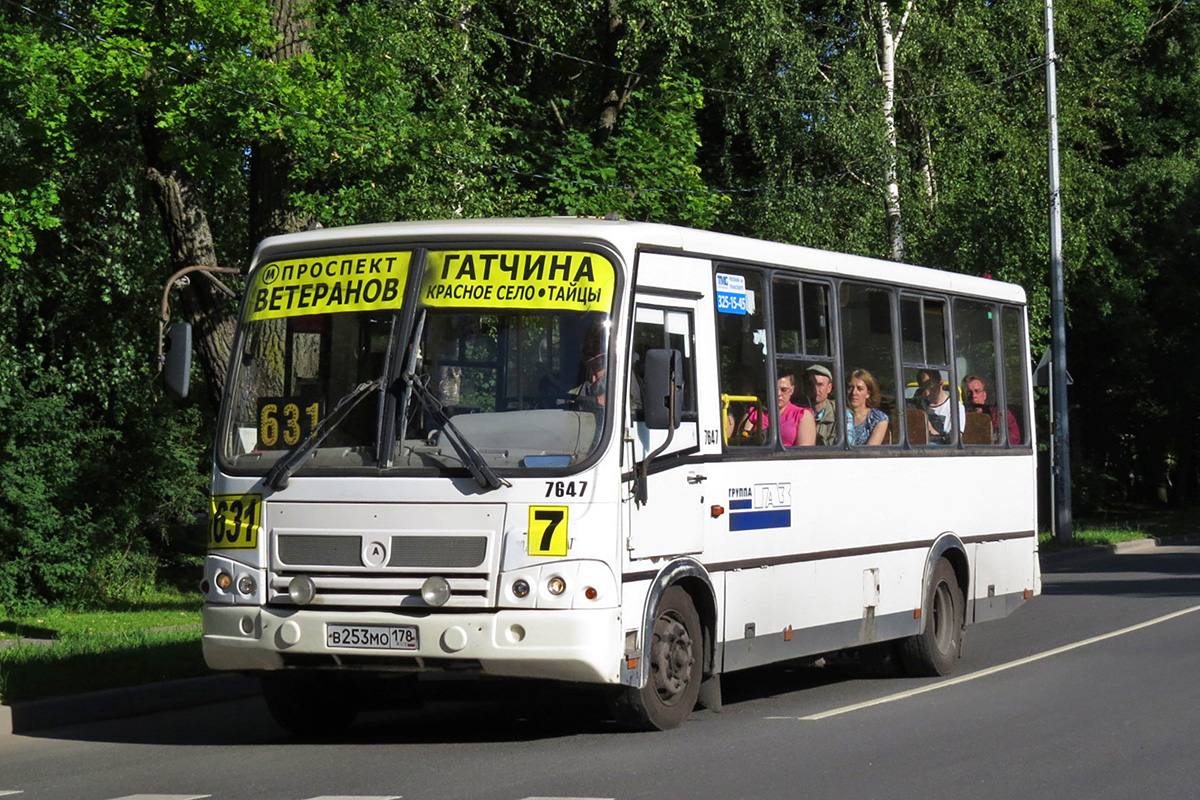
1045,0 -> 1073,543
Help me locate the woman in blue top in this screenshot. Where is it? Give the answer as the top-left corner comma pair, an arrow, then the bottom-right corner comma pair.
847,368 -> 889,446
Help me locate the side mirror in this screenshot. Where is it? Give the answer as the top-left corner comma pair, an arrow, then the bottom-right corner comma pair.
643,348 -> 683,430
163,322 -> 193,400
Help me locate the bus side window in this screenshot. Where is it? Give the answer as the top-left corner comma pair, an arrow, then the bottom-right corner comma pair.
717,267 -> 769,447
1001,306 -> 1030,445
901,295 -> 957,446
840,282 -> 898,447
954,299 -> 1002,446
774,277 -> 833,448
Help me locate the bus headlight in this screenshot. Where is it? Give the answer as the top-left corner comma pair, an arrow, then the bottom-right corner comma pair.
547,576 -> 566,596
215,571 -> 233,592
236,574 -> 257,596
512,579 -> 531,599
422,576 -> 452,607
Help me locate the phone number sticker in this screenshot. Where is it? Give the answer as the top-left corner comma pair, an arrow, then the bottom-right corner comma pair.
716,272 -> 748,315
208,493 -> 262,550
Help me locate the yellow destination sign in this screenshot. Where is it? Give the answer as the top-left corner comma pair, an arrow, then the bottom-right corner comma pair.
421,250 -> 615,312
245,251 -> 412,321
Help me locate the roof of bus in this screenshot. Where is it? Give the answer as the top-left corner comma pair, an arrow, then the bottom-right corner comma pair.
250,217 -> 1027,304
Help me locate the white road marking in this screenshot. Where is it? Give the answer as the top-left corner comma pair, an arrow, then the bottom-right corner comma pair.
772,603 -> 1200,721
110,796 -> 211,800
0,792 -> 23,797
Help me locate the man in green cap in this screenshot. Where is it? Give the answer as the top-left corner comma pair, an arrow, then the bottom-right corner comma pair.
805,364 -> 840,446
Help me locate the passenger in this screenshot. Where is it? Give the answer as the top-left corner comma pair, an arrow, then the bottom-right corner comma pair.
804,364 -> 841,446
911,367 -> 934,411
739,373 -> 816,446
918,368 -> 964,444
963,374 -> 1020,444
847,369 -> 889,446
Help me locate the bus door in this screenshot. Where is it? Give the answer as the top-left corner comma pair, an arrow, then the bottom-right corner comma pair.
625,254 -> 718,559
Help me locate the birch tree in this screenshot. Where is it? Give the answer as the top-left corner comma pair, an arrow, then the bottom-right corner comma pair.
870,0 -> 916,262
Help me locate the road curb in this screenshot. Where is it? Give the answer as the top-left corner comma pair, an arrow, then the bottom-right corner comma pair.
0,673 -> 260,736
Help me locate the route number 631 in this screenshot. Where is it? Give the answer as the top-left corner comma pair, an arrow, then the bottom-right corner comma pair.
208,493 -> 262,550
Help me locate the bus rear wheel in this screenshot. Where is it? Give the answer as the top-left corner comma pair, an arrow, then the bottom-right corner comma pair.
612,586 -> 702,731
261,672 -> 358,738
898,558 -> 964,677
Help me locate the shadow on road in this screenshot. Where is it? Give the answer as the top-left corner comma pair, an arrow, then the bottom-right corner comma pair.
17,657 -> 901,747
1040,540 -> 1200,599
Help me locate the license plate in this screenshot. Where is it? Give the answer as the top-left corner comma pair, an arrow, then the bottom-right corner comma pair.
326,624 -> 419,650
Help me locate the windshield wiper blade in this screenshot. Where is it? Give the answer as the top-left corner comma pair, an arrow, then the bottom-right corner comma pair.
402,372 -> 510,491
265,378 -> 384,491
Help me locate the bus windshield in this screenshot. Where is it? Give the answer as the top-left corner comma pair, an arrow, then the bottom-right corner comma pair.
217,246 -> 617,476
395,307 -> 611,472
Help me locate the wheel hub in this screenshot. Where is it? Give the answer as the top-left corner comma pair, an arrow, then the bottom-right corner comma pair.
650,610 -> 695,704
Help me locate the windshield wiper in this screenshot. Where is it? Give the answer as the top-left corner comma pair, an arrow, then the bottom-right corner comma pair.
265,378 -> 384,491
402,372 -> 510,491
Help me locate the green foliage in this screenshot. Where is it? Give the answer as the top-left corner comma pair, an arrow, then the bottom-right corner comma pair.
0,0 -> 1198,601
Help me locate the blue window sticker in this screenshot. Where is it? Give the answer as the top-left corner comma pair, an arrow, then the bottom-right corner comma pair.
716,273 -> 748,315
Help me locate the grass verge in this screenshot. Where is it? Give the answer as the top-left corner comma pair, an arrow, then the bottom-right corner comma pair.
0,591 -> 206,705
0,630 -> 207,704
1039,525 -> 1154,552
1040,504 -> 1199,552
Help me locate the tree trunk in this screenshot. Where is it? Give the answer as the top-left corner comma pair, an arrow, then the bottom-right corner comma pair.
874,0 -> 915,262
595,0 -> 639,145
249,0 -> 315,246
145,163 -> 236,406
917,120 -> 937,213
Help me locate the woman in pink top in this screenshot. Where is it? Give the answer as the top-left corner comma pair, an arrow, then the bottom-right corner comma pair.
738,373 -> 816,446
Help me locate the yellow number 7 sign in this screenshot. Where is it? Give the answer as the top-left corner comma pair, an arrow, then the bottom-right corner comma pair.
528,506 -> 569,557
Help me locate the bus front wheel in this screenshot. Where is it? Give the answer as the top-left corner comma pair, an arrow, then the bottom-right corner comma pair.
261,672 -> 358,737
898,558 -> 964,677
612,585 -> 703,731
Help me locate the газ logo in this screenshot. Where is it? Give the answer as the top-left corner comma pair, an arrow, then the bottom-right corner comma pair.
728,483 -> 792,531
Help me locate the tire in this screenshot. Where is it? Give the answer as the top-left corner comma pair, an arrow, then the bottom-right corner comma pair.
261,672 -> 359,737
612,585 -> 703,731
898,558 -> 965,677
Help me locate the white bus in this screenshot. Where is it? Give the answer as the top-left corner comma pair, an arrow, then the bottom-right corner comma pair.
167,217 -> 1039,733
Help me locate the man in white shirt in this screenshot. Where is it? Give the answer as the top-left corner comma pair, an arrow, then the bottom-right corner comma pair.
918,369 -> 964,444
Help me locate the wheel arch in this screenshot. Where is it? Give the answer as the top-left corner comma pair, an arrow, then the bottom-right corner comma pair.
637,558 -> 717,683
922,533 -> 970,631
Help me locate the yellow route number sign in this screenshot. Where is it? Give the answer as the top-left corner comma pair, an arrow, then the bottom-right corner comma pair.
528,505 -> 569,557
209,493 -> 263,550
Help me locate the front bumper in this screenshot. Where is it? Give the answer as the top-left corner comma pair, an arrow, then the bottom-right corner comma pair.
203,604 -> 624,685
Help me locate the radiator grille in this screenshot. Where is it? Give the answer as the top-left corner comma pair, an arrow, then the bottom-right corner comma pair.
277,534 -> 487,569
277,535 -> 360,567
267,503 -> 503,610
388,535 -> 487,568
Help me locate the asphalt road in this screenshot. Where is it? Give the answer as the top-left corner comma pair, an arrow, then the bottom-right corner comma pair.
3,539 -> 1199,800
